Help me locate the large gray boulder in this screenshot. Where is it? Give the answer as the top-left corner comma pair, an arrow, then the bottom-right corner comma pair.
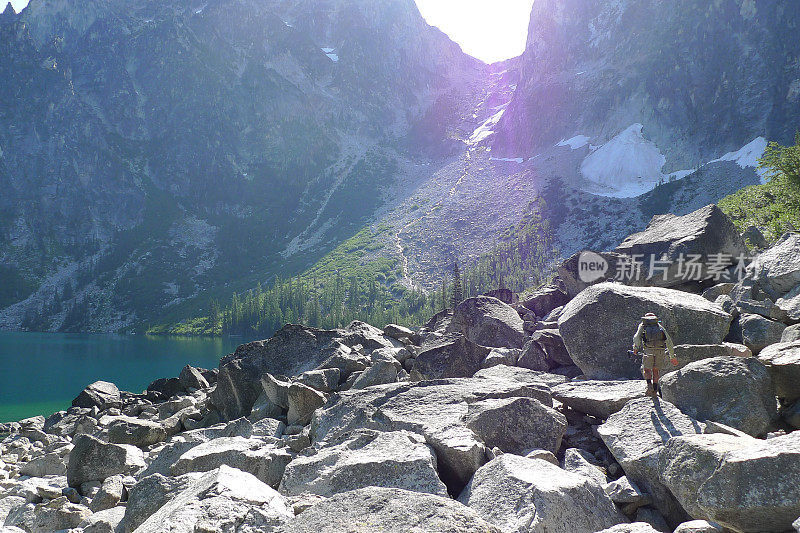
296,368 -> 340,393
383,323 -> 416,342
481,347 -> 520,368
107,416 -> 167,447
134,466 -> 293,533
121,473 -> 199,532
558,251 -> 628,298
559,283 -> 732,379
614,205 -> 747,288
552,380 -> 647,419
564,448 -> 607,485
0,497 -> 28,527
67,434 -> 145,487
672,343 -> 751,369
29,497 -> 92,533
464,397 -> 566,455
520,284 -> 571,318
211,325 -> 347,420
448,296 -> 526,348
350,360 -> 398,389
757,340 -> 800,401
72,381 -> 121,410
309,377 -> 552,493
672,521 -> 726,533
44,409 -> 96,437
783,324 -> 800,343
517,338 -> 550,371
739,313 -> 786,354
458,454 -> 626,533
531,328 -> 573,366
18,452 -> 67,477
261,373 -> 291,409
411,335 -> 491,380
660,356 -> 776,436
777,285 -> 800,323
170,437 -> 291,488
597,398 -> 704,527
659,432 -> 800,532
279,429 -> 447,497
277,486 -> 503,532
746,232 -> 800,299
90,475 -> 124,512
340,320 -> 402,352
79,506 -> 126,533
178,365 -> 209,390
473,365 -> 567,388
286,382 -> 327,426
210,359 -> 265,421
316,342 -> 369,379
603,476 -> 651,510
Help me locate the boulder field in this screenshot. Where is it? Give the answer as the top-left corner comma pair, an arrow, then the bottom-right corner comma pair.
2,205 -> 800,532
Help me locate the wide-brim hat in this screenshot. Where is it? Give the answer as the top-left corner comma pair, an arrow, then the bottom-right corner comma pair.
642,313 -> 658,320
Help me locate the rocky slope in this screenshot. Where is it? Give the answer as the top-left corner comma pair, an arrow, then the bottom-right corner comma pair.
268,0 -> 800,295
0,0 -> 484,331
3,204 -> 800,532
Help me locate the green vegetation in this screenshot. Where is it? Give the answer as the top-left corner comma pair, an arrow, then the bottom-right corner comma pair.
719,134 -> 800,245
153,198 -> 559,338
0,266 -> 37,309
450,261 -> 463,308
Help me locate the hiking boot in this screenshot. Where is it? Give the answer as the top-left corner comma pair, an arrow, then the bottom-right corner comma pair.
645,383 -> 656,397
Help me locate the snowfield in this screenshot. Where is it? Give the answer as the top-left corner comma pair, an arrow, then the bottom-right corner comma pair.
468,107 -> 506,144
580,124 -> 666,197
322,47 -> 339,62
557,135 -> 591,150
489,156 -> 524,163
709,137 -> 768,183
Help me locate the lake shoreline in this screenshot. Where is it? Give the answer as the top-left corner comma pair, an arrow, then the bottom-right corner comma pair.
0,332 -> 245,423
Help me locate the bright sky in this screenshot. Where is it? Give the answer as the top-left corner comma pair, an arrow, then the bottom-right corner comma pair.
415,0 -> 533,63
2,0 -> 533,63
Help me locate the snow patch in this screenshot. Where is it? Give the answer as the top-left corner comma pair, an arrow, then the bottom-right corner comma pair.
709,137 -> 768,183
322,47 -> 339,62
557,135 -> 591,150
468,108 -> 506,145
580,124 -> 666,198
490,157 -> 524,163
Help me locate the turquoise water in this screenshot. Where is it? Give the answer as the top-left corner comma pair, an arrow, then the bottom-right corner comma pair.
0,332 -> 245,423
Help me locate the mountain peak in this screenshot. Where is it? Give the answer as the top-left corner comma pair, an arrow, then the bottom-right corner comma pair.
1,2 -> 16,18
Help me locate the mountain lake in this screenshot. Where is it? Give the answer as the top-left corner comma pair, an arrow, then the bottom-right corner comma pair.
0,332 -> 246,423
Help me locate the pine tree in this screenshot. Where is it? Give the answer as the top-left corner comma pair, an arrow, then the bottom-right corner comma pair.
451,261 -> 463,309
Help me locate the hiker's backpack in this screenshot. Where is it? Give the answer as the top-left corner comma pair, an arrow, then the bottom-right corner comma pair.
642,319 -> 666,349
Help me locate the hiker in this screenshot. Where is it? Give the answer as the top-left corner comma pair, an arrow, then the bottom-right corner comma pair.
632,313 -> 677,397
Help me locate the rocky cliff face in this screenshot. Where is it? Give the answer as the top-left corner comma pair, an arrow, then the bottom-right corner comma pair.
354,0 -> 800,292
494,0 -> 800,168
0,0 -> 482,330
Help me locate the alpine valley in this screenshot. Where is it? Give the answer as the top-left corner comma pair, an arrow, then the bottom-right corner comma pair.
1,0 -> 799,333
